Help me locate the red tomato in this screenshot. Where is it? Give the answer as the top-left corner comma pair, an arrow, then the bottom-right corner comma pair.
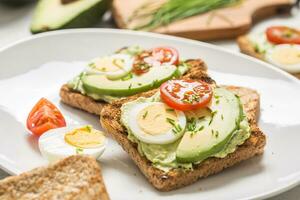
132,47 -> 179,75
152,47 -> 179,65
160,79 -> 212,111
26,98 -> 66,137
266,26 -> 300,44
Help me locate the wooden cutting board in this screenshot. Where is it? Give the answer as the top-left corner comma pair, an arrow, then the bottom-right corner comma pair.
112,0 -> 294,40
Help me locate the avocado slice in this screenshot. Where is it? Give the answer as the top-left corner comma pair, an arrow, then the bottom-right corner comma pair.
30,0 -> 109,34
82,65 -> 177,97
176,88 -> 242,163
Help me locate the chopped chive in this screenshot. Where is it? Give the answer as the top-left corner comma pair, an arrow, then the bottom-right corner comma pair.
166,108 -> 174,112
128,83 -> 132,89
76,148 -> 83,155
215,130 -> 219,138
209,110 -> 218,125
121,72 -> 133,81
221,114 -> 224,120
216,99 -> 220,105
88,62 -> 96,68
85,125 -> 92,132
166,118 -> 181,134
198,116 -> 205,120
138,83 -> 142,86
198,125 -> 204,132
166,117 -> 175,125
142,111 -> 148,119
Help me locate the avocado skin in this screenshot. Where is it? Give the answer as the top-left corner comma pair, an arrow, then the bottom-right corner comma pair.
30,0 -> 110,34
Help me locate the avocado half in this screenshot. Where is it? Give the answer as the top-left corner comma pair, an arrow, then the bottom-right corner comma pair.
30,0 -> 110,34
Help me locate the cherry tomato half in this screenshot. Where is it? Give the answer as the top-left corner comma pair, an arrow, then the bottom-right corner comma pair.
152,47 -> 179,65
266,26 -> 300,44
132,50 -> 153,75
160,79 -> 212,111
132,47 -> 180,75
26,98 -> 66,137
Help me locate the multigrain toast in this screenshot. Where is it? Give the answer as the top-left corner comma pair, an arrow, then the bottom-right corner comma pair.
60,59 -> 214,115
100,82 -> 266,191
0,156 -> 110,200
237,35 -> 300,79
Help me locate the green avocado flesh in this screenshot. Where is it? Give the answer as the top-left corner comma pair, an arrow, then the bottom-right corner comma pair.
121,88 -> 251,172
176,88 -> 242,163
82,65 -> 177,97
31,0 -> 109,33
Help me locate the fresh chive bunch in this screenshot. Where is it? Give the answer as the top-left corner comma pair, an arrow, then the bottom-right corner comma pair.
130,0 -> 242,30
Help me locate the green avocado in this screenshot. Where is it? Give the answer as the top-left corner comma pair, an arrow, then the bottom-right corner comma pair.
176,88 -> 242,163
30,0 -> 109,34
82,65 -> 177,97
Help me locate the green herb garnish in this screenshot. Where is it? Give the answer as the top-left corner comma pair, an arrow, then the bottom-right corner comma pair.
88,62 -> 96,68
142,111 -> 148,119
85,125 -> 92,132
76,148 -> 83,155
121,72 -> 133,81
215,130 -> 219,138
209,110 -> 218,125
130,0 -> 242,30
166,117 -> 182,134
187,118 -> 197,132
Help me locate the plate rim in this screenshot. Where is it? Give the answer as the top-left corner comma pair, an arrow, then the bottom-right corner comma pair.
0,28 -> 299,200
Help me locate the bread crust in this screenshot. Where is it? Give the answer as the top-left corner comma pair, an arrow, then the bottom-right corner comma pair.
100,85 -> 266,191
59,59 -> 214,115
237,35 -> 300,79
0,156 -> 110,200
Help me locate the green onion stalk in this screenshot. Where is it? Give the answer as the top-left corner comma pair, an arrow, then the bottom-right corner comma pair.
129,0 -> 242,30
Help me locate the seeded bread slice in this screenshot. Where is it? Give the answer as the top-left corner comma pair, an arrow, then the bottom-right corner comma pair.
237,35 -> 300,79
0,156 -> 110,200
100,85 -> 266,191
60,59 -> 214,115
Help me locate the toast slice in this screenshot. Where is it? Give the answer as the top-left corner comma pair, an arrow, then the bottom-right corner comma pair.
100,85 -> 266,191
0,156 -> 110,200
60,59 -> 214,115
237,35 -> 300,79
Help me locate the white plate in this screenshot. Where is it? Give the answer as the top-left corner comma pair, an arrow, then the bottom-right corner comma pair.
0,29 -> 299,200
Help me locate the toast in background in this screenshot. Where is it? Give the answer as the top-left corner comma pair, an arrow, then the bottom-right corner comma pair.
237,35 -> 300,79
0,155 -> 110,200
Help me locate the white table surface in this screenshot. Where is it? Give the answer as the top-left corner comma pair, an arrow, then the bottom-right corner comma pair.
0,2 -> 299,199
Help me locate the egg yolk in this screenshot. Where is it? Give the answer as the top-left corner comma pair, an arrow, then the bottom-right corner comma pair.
64,126 -> 105,148
137,104 -> 178,135
272,47 -> 300,65
92,57 -> 125,72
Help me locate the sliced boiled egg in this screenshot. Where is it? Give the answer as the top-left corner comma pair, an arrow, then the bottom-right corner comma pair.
266,44 -> 300,73
127,102 -> 186,144
39,125 -> 106,162
86,54 -> 133,80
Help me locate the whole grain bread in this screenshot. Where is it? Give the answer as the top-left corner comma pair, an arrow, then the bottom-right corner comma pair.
0,156 -> 110,200
100,84 -> 266,191
237,35 -> 300,79
60,59 -> 214,115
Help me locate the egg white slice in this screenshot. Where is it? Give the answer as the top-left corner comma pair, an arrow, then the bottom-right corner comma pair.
127,102 -> 186,144
39,126 -> 107,163
266,44 -> 300,73
85,54 -> 133,80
